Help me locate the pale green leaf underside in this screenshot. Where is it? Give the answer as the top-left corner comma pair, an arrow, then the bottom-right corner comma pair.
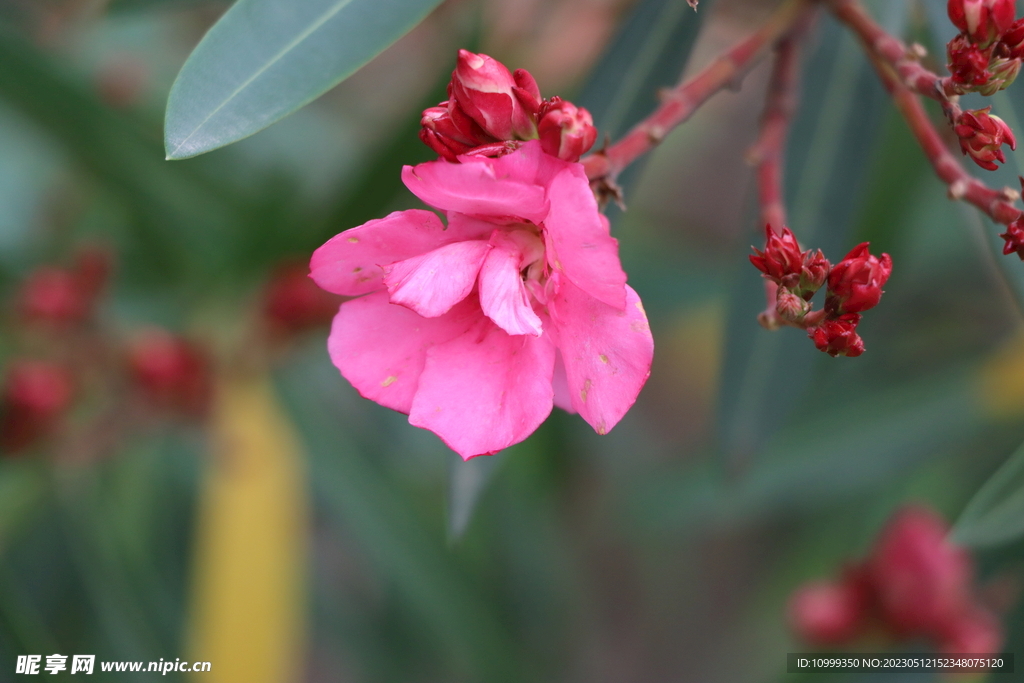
164,0 -> 444,159
952,439 -> 1024,548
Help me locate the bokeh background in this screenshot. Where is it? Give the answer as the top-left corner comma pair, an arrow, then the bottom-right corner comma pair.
1,0 -> 1024,680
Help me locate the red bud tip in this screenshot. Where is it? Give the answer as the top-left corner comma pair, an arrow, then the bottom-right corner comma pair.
537,97 -> 598,162
948,0 -> 1015,47
263,262 -> 340,336
1000,217 -> 1024,258
127,329 -> 212,417
955,107 -> 1016,171
808,315 -> 865,357
0,359 -> 74,454
825,243 -> 892,315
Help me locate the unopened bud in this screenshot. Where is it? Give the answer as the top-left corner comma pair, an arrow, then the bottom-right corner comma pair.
18,267 -> 90,326
0,359 -> 74,453
788,572 -> 872,646
1000,17 -> 1024,58
955,107 -> 1017,171
867,506 -> 973,636
263,262 -> 340,336
937,606 -> 1004,655
451,50 -> 539,141
948,0 -> 1015,48
537,97 -> 598,162
776,286 -> 811,323
1000,216 -> 1024,258
825,243 -> 892,315
799,250 -> 831,299
978,55 -> 1021,94
947,35 -> 993,88
127,329 -> 212,417
808,314 -> 865,358
420,102 -> 495,162
749,225 -> 805,285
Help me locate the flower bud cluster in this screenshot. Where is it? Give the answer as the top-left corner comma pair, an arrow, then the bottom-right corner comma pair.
789,506 -> 1003,655
750,227 -> 890,357
1,247 -> 219,457
947,0 -> 1024,96
420,50 -> 598,163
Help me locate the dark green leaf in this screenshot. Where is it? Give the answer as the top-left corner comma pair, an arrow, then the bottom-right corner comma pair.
164,0 -> 445,159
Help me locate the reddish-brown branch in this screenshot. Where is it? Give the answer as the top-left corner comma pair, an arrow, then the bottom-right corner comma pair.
830,0 -> 1022,226
827,0 -> 958,100
582,0 -> 813,184
752,33 -> 803,325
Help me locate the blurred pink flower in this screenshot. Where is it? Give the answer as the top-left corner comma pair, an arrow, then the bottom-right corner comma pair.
311,141 -> 653,459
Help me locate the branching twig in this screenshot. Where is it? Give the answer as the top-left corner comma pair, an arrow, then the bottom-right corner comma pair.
582,0 -> 814,187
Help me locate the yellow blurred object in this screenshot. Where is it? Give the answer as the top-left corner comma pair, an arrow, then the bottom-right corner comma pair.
188,372 -> 308,682
978,329 -> 1024,419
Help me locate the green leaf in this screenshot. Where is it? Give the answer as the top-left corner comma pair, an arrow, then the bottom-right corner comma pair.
274,354 -> 524,682
576,0 -> 713,142
447,450 -> 506,541
164,0 -> 445,159
952,438 -> 1024,548
637,366 -> 984,531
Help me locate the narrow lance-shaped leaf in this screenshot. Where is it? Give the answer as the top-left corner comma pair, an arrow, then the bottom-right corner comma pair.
952,438 -> 1024,548
165,0 -> 446,159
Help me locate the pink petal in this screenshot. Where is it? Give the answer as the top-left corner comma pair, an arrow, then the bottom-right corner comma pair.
310,210 -> 446,296
409,319 -> 556,459
478,234 -> 543,336
460,139 -> 568,187
543,167 -> 627,309
549,278 -> 653,435
327,291 -> 481,413
383,240 -> 491,318
551,350 -> 576,414
401,159 -> 549,224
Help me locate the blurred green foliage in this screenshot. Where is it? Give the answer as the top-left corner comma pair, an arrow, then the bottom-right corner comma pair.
0,0 -> 1023,681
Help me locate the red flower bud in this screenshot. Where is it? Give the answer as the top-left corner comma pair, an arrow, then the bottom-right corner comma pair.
825,243 -> 892,315
1000,17 -> 1024,58
420,101 -> 495,162
0,359 -> 74,453
127,329 -> 212,417
947,35 -> 993,87
263,263 -> 340,336
537,97 -> 598,162
1000,216 -> 1024,258
937,606 -> 1004,655
955,107 -> 1017,171
800,250 -> 831,299
749,225 -> 805,284
776,286 -> 811,323
867,506 -> 973,637
808,314 -> 865,358
948,0 -> 1015,47
450,50 -> 539,141
788,572 -> 873,646
18,267 -> 91,326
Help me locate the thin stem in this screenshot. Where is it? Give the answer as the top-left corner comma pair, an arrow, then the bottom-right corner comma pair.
752,32 -> 804,325
582,0 -> 813,184
827,0 -> 958,101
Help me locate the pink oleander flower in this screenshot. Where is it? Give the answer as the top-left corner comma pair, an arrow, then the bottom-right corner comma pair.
310,141 -> 653,459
